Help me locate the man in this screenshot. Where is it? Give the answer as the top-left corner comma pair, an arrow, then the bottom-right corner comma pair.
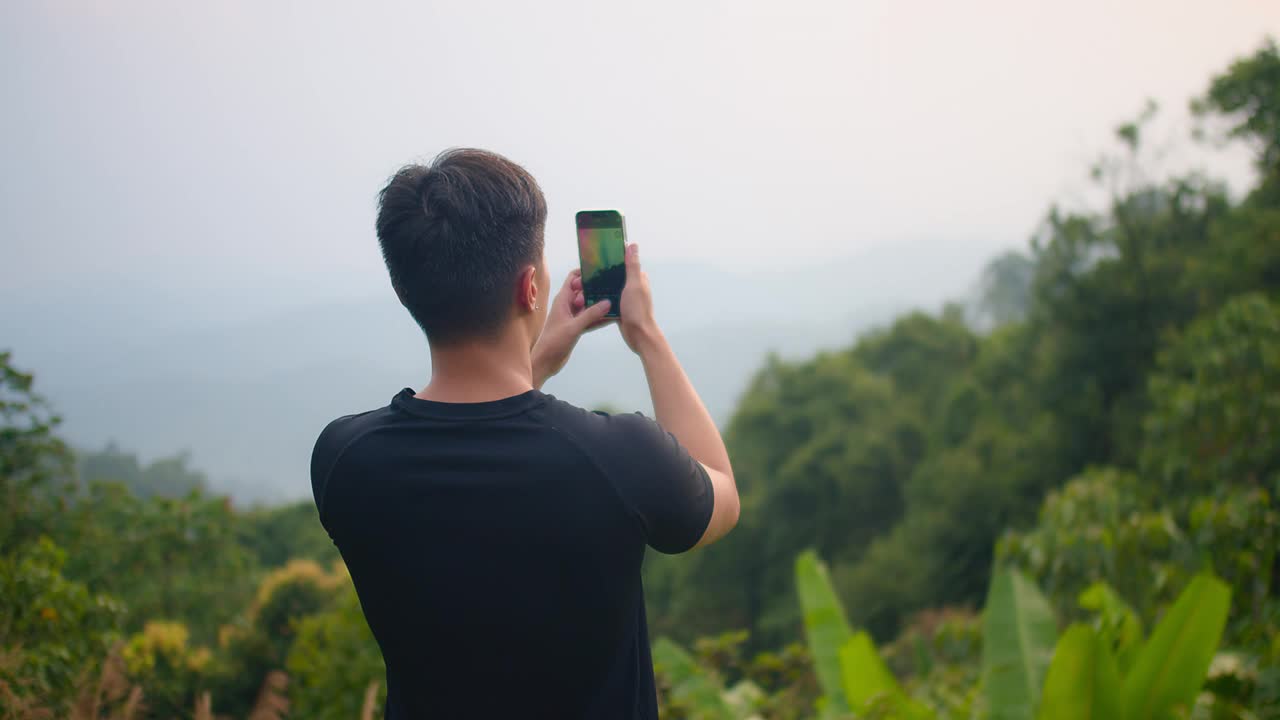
310,148 -> 739,719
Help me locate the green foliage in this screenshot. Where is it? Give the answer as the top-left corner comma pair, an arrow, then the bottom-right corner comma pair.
974,251 -> 1036,329
838,632 -> 928,719
656,61 -> 1278,648
0,352 -> 73,553
1027,171 -> 1229,470
49,482 -> 257,644
883,609 -> 982,717
680,312 -> 983,648
652,638 -> 737,720
1038,575 -> 1231,720
997,468 -> 1189,625
1037,624 -> 1122,720
120,620 -> 211,717
1001,474 -> 1273,713
1194,37 -> 1280,180
737,554 -> 1234,720
1077,582 -> 1143,671
980,570 -> 1057,720
1191,37 -> 1280,310
1002,296 -> 1280,680
838,633 -> 897,710
1122,575 -> 1231,720
735,639 -> 820,720
237,500 -> 339,568
285,582 -> 385,720
0,537 -> 124,710
1188,488 -> 1280,655
1142,293 -> 1280,495
249,560 -> 343,645
79,444 -> 206,499
206,559 -> 344,717
850,311 -> 979,410
653,629 -> 819,720
796,551 -> 931,720
795,550 -> 855,716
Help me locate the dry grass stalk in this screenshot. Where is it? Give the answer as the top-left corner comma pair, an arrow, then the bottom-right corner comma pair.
0,645 -> 52,717
192,691 -> 214,720
0,646 -> 53,720
0,676 -> 53,720
359,680 -> 380,720
245,670 -> 289,720
70,648 -> 142,720
119,687 -> 144,720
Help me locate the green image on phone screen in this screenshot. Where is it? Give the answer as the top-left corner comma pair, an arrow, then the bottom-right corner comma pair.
577,222 -> 625,317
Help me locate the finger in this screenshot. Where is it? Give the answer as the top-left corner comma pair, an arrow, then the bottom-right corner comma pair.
571,291 -> 585,313
624,243 -> 641,284
560,269 -> 579,292
575,298 -> 611,328
583,316 -> 616,333
570,275 -> 583,292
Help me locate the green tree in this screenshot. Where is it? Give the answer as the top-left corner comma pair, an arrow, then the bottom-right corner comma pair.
0,537 -> 125,711
79,444 -> 207,499
208,560 -> 343,717
49,482 -> 257,644
1191,37 -> 1280,306
973,251 -> 1036,329
285,581 -> 385,720
997,468 -> 1191,624
1141,293 -> 1280,496
0,352 -> 73,553
712,344 -> 930,647
1141,293 -> 1280,656
237,500 -> 338,569
119,620 -> 212,717
1195,38 -> 1280,189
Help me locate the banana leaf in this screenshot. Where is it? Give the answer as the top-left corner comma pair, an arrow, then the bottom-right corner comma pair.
795,550 -> 853,716
1122,574 -> 1230,720
1037,624 -> 1123,720
840,632 -> 932,719
981,569 -> 1058,720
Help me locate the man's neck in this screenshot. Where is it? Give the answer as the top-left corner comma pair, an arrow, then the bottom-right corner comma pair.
418,332 -> 535,404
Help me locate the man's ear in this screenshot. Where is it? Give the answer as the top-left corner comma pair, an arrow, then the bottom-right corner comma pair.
517,265 -> 538,312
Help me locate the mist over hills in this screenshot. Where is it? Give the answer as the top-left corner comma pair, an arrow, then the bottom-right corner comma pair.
1,239 -> 1002,503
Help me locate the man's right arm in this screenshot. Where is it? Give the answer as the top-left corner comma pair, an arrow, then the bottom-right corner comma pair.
615,243 -> 740,548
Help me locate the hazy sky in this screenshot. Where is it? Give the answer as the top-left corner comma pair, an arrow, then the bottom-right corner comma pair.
2,1 -> 1276,314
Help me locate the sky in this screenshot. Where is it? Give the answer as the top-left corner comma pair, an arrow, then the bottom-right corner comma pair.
1,0 -> 1277,320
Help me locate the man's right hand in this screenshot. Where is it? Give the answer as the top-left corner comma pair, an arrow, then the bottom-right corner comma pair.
617,243 -> 662,355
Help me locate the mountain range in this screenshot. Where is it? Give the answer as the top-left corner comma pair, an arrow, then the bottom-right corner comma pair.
1,239 -> 1004,503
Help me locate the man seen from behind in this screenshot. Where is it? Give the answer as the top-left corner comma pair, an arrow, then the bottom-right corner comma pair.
310,148 -> 740,719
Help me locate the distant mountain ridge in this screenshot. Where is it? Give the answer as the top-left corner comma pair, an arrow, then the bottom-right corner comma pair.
0,239 -> 1005,503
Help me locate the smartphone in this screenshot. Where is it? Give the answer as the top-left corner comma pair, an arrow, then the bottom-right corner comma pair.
575,209 -> 626,318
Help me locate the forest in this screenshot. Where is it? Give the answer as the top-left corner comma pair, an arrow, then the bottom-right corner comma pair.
1,40 -> 1278,719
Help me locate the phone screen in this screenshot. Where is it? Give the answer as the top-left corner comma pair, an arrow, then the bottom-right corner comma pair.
576,211 -> 626,317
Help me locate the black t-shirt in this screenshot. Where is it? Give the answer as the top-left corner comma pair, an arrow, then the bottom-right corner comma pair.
310,388 -> 714,719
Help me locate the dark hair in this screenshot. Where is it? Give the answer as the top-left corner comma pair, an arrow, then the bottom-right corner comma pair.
375,148 -> 547,344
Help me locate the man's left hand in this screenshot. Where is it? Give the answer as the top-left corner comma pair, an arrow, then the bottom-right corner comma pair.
532,269 -> 613,388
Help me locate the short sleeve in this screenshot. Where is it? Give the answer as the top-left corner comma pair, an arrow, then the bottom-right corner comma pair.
595,412 -> 715,554
310,410 -> 376,523
310,418 -> 348,520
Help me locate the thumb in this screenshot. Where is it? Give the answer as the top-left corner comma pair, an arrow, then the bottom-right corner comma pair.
575,299 -> 612,329
624,243 -> 641,283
